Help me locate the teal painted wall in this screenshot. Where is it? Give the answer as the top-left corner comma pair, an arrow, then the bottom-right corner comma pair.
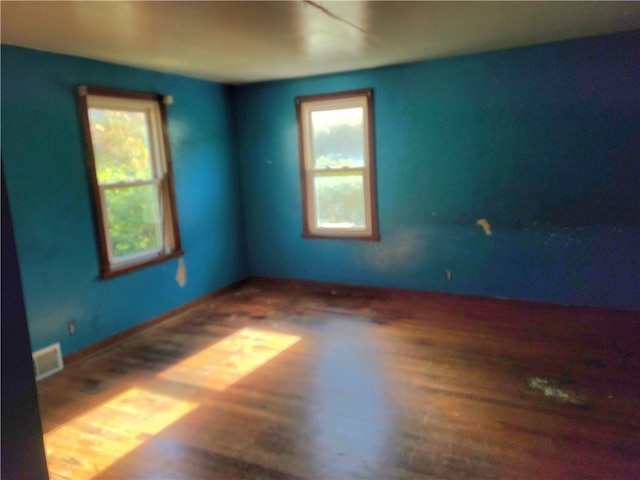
2,46 -> 248,355
235,31 -> 640,310
2,30 -> 639,362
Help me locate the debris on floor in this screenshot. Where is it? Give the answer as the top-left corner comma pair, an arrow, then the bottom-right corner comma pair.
528,377 -> 588,407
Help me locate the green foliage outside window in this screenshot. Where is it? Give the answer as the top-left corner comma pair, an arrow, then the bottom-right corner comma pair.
315,174 -> 365,228
89,109 -> 162,258
104,186 -> 161,258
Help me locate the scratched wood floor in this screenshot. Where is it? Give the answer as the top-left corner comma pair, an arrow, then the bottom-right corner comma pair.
37,278 -> 640,479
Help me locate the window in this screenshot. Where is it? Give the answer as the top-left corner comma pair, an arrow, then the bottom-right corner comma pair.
78,86 -> 183,278
296,89 -> 379,240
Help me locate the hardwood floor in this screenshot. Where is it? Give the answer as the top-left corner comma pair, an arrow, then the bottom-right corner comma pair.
37,278 -> 640,479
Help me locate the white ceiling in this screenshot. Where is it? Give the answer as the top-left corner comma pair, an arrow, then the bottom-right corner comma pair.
2,1 -> 640,84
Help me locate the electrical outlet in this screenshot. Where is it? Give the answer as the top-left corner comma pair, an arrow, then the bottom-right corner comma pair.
446,270 -> 453,281
67,320 -> 76,335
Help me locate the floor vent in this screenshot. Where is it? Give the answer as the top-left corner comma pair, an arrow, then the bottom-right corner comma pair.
33,343 -> 64,381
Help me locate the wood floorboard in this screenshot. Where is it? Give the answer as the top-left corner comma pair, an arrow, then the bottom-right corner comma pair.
37,278 -> 640,479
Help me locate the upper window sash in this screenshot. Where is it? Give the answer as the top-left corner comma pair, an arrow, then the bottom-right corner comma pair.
86,95 -> 166,183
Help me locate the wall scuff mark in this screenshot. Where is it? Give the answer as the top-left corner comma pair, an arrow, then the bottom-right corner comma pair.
176,258 -> 187,288
476,218 -> 492,236
365,229 -> 423,270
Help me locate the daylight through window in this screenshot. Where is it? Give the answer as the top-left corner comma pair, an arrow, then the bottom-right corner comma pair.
296,89 -> 379,240
78,86 -> 183,278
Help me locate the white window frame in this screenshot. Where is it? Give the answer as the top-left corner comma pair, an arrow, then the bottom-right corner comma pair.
296,89 -> 379,240
78,86 -> 183,278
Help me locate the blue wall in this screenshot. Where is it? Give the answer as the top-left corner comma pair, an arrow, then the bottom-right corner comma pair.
2,46 -> 248,355
235,30 -> 640,310
2,30 -> 639,360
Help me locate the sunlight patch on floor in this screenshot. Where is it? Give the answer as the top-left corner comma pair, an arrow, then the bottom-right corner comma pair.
44,387 -> 198,480
157,327 -> 300,391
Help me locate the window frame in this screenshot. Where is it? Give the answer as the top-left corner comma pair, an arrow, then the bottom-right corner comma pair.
296,88 -> 379,241
77,85 -> 183,279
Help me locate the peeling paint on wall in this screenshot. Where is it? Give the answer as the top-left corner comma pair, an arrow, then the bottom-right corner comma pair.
476,219 -> 492,236
365,229 -> 423,270
176,258 -> 187,288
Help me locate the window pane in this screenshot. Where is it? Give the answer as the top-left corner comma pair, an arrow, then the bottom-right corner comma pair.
104,185 -> 162,259
89,108 -> 154,183
314,174 -> 365,229
311,108 -> 364,169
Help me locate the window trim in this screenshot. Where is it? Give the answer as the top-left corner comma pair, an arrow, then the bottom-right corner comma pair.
77,85 -> 183,279
296,88 -> 379,241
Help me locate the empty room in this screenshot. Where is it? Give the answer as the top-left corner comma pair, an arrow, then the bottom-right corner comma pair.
2,2 -> 639,479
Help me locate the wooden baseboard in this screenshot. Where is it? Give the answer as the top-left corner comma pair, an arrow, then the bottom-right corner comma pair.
249,275 -> 469,301
64,274 -> 630,366
63,277 -> 250,365
248,275 -> 628,314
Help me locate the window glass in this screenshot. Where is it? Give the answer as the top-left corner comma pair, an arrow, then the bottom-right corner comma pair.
103,184 -> 162,259
88,109 -> 154,183
311,108 -> 364,169
314,174 -> 365,228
